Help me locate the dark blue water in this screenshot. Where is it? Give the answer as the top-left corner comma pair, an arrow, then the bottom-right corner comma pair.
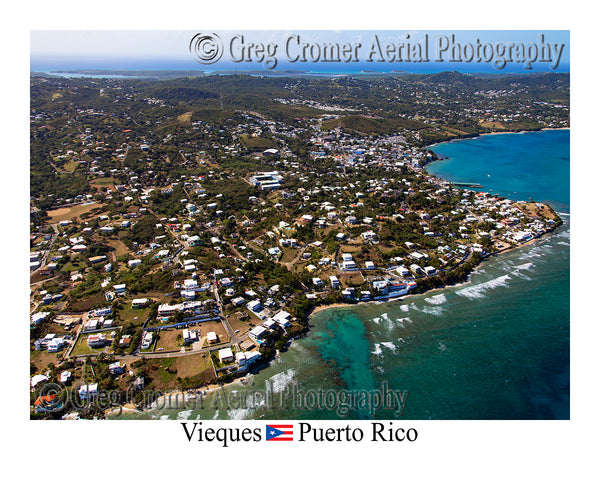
427,130 -> 570,211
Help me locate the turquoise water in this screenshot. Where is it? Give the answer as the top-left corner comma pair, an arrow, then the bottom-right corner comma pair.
119,130 -> 569,421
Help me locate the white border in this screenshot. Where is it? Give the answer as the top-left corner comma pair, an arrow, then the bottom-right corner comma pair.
6,1 -> 597,477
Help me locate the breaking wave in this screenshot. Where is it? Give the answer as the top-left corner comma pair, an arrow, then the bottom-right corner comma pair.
456,274 -> 511,300
177,410 -> 193,420
266,369 -> 296,394
425,293 -> 447,305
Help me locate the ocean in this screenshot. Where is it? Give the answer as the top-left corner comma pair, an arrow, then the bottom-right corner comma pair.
117,129 -> 569,421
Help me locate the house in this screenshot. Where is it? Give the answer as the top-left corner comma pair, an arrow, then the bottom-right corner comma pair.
108,362 -> 124,375
78,383 -> 98,400
236,350 -> 262,366
236,351 -> 248,366
132,298 -> 149,308
249,325 -> 267,340
30,374 -> 48,388
141,331 -> 153,349
89,255 -> 108,264
47,337 -> 66,353
93,306 -> 112,317
31,311 -> 50,326
207,331 -> 218,344
365,261 -> 375,270
262,319 -> 276,330
188,235 -> 202,247
341,260 -> 357,270
312,277 -> 323,287
218,347 -> 234,363
424,266 -> 437,276
361,230 -> 377,242
342,288 -> 355,299
247,299 -> 262,313
231,297 -> 245,307
87,333 -> 106,348
330,276 -> 341,288
396,266 -> 410,276
128,259 -> 142,268
83,319 -> 99,331
114,284 -> 126,294
60,371 -> 72,384
410,264 -> 424,275
180,289 -> 195,300
272,310 -> 292,327
183,329 -> 198,344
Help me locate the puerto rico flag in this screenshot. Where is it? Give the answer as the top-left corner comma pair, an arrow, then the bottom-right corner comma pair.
266,424 -> 294,441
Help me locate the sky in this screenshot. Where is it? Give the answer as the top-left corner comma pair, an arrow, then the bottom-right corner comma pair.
30,30 -> 570,73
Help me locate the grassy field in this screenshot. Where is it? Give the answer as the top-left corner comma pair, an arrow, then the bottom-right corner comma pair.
239,134 -> 277,151
105,238 -> 131,258
62,159 -> 80,173
479,120 -> 507,130
177,112 -> 192,124
116,304 -> 149,327
30,348 -> 64,373
90,177 -> 116,190
146,353 -> 215,390
155,328 -> 184,352
47,203 -> 103,223
338,271 -> 365,287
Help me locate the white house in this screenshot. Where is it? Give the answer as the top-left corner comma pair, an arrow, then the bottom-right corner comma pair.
206,331 -> 218,344
78,383 -> 98,400
249,325 -> 267,340
424,266 -> 437,276
218,347 -> 234,363
141,331 -> 153,349
87,333 -> 106,348
132,298 -> 149,308
272,311 -> 292,327
108,362 -> 124,375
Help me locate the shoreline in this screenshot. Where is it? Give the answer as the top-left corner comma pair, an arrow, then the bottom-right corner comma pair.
105,214 -> 564,419
425,125 -> 569,150
104,129 -> 567,418
307,210 -> 565,322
